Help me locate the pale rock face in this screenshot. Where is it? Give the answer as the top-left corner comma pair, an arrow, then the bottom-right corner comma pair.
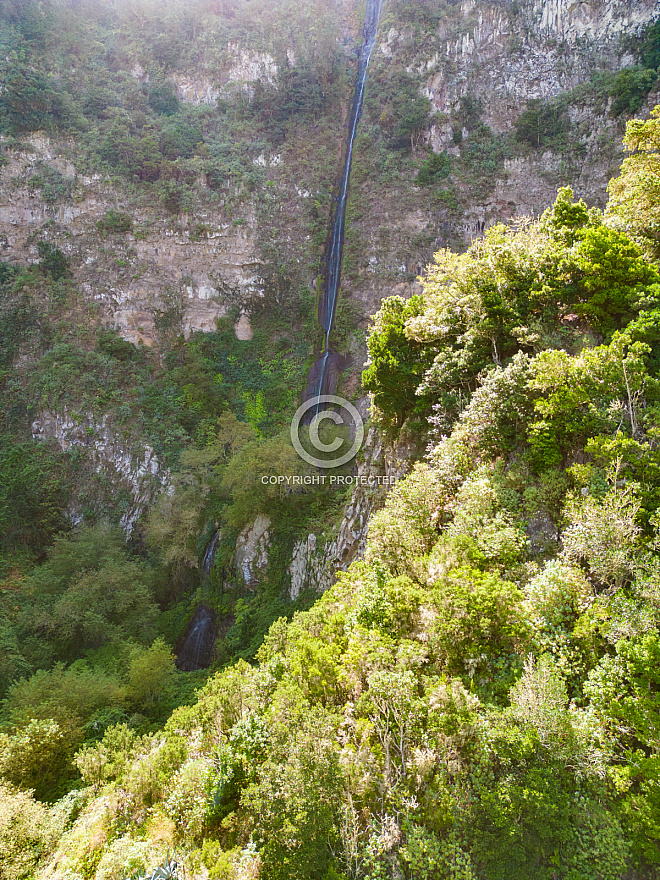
289,533 -> 317,600
31,411 -> 169,532
234,312 -> 253,340
173,75 -> 221,105
235,515 -> 271,586
253,153 -> 283,167
536,0 -> 659,43
0,137 -> 263,345
226,45 -> 278,89
286,425 -> 415,599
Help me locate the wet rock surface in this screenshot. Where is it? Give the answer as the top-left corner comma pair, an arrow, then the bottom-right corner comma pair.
175,604 -> 218,671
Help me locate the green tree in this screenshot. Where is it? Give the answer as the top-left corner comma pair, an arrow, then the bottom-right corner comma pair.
0,782 -> 58,878
0,66 -> 73,133
22,526 -> 159,661
585,634 -> 660,866
362,294 -> 435,430
607,104 -> 660,257
126,639 -> 177,709
243,712 -> 342,880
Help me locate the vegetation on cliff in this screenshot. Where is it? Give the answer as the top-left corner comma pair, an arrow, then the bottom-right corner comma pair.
1,2 -> 660,878
2,103 -> 660,877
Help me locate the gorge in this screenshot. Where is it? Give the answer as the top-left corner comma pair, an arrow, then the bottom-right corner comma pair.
1,0 -> 660,877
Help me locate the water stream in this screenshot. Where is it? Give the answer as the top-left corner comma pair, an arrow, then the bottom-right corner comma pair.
305,0 -> 383,406
202,530 -> 219,576
180,5 -> 384,669
175,604 -> 218,671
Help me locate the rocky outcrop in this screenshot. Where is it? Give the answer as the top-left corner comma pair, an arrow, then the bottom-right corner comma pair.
0,136 -> 263,346
31,410 -> 168,532
234,515 -> 271,586
1,0 -> 657,344
287,428 -> 415,599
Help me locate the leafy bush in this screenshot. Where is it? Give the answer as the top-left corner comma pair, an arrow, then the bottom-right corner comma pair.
609,67 -> 658,117
97,210 -> 134,235
19,525 -> 159,662
0,718 -> 79,801
37,240 -> 70,281
0,782 -> 57,878
362,294 -> 436,429
0,66 -> 74,133
416,150 -> 451,185
515,99 -> 572,149
429,568 -> 529,696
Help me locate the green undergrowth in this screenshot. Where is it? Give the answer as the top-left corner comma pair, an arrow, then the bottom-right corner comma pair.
4,130 -> 660,878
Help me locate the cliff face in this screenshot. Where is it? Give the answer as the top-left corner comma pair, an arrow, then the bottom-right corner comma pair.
344,0 -> 660,320
2,0 -> 659,595
1,0 -> 657,344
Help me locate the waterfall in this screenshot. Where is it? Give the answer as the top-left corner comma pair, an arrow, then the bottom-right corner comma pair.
305,0 -> 384,405
202,530 -> 219,576
175,604 -> 218,671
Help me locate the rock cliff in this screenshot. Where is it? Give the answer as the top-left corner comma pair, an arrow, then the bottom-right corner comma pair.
5,0 -> 659,598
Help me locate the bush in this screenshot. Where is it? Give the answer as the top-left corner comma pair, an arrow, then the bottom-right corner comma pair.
515,99 -> 571,149
0,66 -> 74,133
20,525 -> 159,662
609,67 -> 658,117
0,782 -> 57,879
97,210 -> 134,235
147,83 -> 180,116
37,240 -> 70,281
362,294 -> 436,430
365,463 -> 449,577
429,567 -> 528,696
416,151 -> 451,185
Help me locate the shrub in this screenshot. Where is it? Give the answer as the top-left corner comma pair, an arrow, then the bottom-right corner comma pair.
21,525 -> 159,662
147,83 -> 180,116
365,463 -> 448,577
515,99 -> 571,149
97,210 -> 134,235
37,240 -> 70,281
429,567 -> 528,696
609,67 -> 658,117
416,151 -> 451,185
0,782 -> 57,879
362,294 -> 436,430
0,719 -> 77,801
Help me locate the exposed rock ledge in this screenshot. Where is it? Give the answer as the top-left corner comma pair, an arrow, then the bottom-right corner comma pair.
31,411 -> 169,532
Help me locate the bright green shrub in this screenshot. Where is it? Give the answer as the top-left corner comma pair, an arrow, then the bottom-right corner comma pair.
365,463 -> 449,577
429,568 -> 529,697
447,467 -> 529,572
21,525 -> 159,662
0,718 -> 78,801
0,782 -> 57,879
585,634 -> 660,866
362,295 -> 436,430
242,712 -> 342,880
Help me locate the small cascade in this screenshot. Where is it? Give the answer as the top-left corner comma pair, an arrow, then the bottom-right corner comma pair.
303,0 -> 383,408
202,530 -> 220,576
175,604 -> 218,671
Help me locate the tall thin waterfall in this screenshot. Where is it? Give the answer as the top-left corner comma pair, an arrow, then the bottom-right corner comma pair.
305,0 -> 384,407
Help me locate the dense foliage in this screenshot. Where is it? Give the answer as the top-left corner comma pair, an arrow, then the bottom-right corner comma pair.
2,107 -> 660,878
1,2 -> 660,878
